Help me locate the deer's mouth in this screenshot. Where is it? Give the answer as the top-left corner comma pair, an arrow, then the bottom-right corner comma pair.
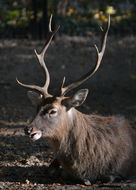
30,131 -> 42,141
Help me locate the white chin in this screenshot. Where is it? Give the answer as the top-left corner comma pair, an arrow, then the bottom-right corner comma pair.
30,131 -> 42,141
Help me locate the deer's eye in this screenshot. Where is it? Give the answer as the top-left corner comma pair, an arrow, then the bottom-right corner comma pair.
48,108 -> 58,117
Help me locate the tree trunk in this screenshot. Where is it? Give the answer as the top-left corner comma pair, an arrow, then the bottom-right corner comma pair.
31,0 -> 38,39
41,0 -> 48,39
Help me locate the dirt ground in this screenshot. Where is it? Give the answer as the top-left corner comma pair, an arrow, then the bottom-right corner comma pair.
0,35 -> 136,190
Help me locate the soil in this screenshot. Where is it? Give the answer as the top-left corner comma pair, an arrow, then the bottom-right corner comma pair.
0,35 -> 136,189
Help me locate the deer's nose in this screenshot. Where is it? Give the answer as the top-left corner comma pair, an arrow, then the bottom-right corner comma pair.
24,126 -> 33,135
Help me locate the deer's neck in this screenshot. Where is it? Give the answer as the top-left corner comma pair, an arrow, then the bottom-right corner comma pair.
55,108 -> 92,155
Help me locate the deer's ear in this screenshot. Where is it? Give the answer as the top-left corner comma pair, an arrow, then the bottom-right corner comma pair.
64,89 -> 89,108
27,91 -> 43,106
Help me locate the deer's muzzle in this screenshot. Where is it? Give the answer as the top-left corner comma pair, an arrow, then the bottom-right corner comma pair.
24,126 -> 33,135
24,126 -> 42,141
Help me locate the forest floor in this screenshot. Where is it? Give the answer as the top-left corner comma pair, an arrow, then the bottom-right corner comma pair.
0,35 -> 136,189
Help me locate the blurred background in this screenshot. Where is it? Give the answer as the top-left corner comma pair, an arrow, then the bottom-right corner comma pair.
0,0 -> 135,121
0,0 -> 136,121
0,0 -> 136,38
0,1 -> 136,188
0,0 -> 136,123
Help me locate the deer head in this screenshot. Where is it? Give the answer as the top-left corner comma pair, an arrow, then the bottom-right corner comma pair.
17,15 -> 110,141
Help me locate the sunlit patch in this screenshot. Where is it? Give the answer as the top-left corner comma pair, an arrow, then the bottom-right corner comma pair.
68,108 -> 74,119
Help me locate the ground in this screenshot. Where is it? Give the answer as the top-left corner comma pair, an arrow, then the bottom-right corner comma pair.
0,35 -> 136,189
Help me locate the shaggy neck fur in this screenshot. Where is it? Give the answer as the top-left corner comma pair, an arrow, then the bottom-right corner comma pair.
50,108 -> 134,182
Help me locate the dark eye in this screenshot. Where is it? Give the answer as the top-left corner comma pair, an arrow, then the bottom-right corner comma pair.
48,108 -> 58,117
40,109 -> 47,116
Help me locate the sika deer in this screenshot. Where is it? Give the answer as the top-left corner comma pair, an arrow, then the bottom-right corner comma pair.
17,15 -> 136,184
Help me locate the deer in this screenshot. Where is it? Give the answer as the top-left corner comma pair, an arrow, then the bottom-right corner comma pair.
17,15 -> 136,184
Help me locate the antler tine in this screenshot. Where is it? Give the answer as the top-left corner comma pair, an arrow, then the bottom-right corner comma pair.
16,78 -> 45,94
60,15 -> 110,96
17,15 -> 60,96
34,14 -> 60,94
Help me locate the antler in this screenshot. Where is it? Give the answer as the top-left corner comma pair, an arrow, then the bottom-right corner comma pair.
60,15 -> 110,96
16,15 -> 60,97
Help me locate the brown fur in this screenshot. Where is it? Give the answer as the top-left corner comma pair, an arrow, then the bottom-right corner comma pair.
53,109 -> 136,182
27,97 -> 136,183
